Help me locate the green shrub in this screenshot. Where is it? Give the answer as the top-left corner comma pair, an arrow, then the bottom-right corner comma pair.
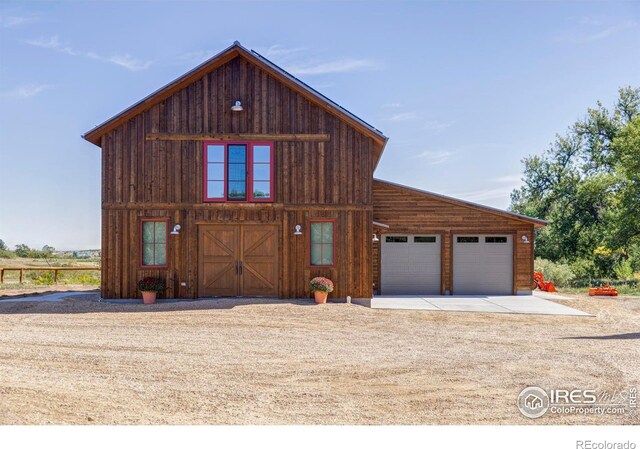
613,259 -> 634,280
569,258 -> 598,280
28,270 -> 55,285
534,258 -> 576,287
0,249 -> 15,258
67,273 -> 100,285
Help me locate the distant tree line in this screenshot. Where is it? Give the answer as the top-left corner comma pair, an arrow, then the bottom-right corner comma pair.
0,240 -> 100,260
510,86 -> 640,283
0,240 -> 57,259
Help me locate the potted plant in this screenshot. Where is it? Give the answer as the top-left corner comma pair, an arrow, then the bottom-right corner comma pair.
137,277 -> 166,304
310,277 -> 334,304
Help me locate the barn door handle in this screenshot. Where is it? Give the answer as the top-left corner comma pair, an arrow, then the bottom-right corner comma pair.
239,261 -> 243,275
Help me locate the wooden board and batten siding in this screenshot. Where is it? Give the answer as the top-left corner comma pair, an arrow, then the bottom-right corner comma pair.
95,44 -> 379,299
372,179 -> 540,295
87,42 -> 545,300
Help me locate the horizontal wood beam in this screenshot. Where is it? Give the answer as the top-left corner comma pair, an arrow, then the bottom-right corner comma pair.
146,133 -> 330,142
102,202 -> 372,211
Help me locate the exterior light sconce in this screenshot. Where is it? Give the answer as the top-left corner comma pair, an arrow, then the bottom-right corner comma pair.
293,225 -> 302,235
170,224 -> 181,235
521,235 -> 530,244
372,233 -> 379,242
231,100 -> 243,112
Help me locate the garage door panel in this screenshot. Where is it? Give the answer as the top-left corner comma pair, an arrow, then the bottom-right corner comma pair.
453,235 -> 513,295
381,235 -> 441,295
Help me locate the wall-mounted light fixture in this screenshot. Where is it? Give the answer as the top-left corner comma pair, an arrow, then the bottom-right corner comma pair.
372,233 -> 379,242
293,224 -> 302,235
170,224 -> 181,235
521,235 -> 530,244
231,100 -> 243,112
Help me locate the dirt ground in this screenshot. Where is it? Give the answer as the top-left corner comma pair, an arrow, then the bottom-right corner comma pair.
0,285 -> 99,297
0,293 -> 638,425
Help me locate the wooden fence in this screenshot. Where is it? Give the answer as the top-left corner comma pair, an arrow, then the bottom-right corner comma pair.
0,267 -> 100,284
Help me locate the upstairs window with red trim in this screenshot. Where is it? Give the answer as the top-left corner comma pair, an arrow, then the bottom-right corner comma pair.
203,142 -> 274,202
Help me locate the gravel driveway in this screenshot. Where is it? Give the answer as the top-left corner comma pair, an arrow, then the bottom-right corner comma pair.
0,293 -> 637,424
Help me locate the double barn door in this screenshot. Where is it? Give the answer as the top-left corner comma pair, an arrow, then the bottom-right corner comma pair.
198,224 -> 279,297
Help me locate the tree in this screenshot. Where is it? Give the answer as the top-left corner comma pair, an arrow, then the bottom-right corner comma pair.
610,116 -> 640,249
14,244 -> 33,258
0,239 -> 13,258
41,245 -> 56,256
510,86 -> 640,278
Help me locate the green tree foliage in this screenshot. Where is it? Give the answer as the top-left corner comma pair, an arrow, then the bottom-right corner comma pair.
14,244 -> 33,258
511,87 -> 640,279
0,239 -> 13,258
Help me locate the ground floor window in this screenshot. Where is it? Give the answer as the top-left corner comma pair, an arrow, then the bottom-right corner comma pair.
140,219 -> 168,267
310,221 -> 334,266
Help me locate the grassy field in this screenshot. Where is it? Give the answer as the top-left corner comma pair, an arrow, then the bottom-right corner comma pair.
0,292 -> 637,425
0,257 -> 100,291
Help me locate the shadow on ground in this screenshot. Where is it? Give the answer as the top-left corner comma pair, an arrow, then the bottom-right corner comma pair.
563,332 -> 640,340
0,294 -> 369,315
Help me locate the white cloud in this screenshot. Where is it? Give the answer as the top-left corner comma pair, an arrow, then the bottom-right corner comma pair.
0,84 -> 49,99
285,58 -> 380,75
1,14 -> 40,28
423,120 -> 454,132
494,174 -> 522,184
450,187 -> 516,202
383,102 -> 403,108
385,112 -> 419,122
108,54 -> 153,71
411,150 -> 458,165
261,44 -> 305,59
555,18 -> 636,44
24,35 -> 152,71
253,44 -> 380,76
449,174 -> 523,203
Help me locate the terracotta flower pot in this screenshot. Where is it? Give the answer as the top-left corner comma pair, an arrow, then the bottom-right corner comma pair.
314,291 -> 328,304
141,291 -> 157,304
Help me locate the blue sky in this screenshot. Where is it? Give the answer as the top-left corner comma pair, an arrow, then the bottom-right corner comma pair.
0,1 -> 638,250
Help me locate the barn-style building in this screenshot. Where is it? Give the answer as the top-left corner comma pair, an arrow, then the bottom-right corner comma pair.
83,42 -> 545,300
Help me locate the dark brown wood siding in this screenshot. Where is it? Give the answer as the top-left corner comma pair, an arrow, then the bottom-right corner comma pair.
100,55 -> 374,299
372,180 -> 535,294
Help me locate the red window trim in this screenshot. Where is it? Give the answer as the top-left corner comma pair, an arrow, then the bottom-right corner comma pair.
139,218 -> 169,269
308,219 -> 336,268
202,141 -> 274,203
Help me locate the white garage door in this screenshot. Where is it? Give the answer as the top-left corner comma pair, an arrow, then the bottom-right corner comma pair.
381,235 -> 441,295
453,235 -> 513,295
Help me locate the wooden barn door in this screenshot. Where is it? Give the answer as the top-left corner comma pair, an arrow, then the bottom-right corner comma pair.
198,224 -> 279,297
241,225 -> 279,297
199,225 -> 240,297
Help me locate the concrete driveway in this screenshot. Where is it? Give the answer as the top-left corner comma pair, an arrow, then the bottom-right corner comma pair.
371,293 -> 591,316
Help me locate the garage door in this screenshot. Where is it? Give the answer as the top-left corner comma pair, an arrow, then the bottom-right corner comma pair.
381,235 -> 441,295
453,235 -> 513,295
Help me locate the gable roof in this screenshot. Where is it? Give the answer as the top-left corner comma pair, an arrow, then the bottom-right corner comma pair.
373,178 -> 547,228
82,41 -> 388,164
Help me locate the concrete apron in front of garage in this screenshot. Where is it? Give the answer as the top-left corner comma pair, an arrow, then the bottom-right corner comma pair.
371,293 -> 592,316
